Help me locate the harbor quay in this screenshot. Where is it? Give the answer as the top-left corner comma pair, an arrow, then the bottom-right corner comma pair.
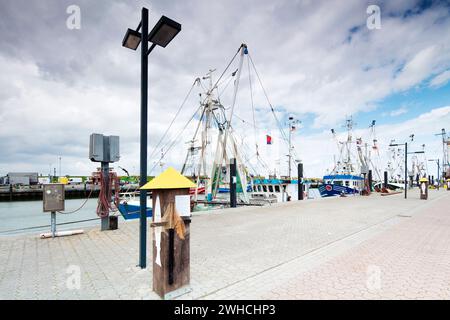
0,189 -> 449,300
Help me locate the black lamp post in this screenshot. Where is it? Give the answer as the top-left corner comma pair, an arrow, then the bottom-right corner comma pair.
428,159 -> 440,188
408,150 -> 425,187
390,142 -> 408,199
122,8 -> 181,269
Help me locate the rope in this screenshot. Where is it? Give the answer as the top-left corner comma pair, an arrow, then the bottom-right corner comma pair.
149,78 -> 200,161
150,45 -> 243,174
95,170 -> 120,218
57,187 -> 94,214
149,104 -> 203,174
248,54 -> 300,162
247,56 -> 259,159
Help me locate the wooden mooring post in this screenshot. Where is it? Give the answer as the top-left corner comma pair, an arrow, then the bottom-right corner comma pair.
141,167 -> 195,300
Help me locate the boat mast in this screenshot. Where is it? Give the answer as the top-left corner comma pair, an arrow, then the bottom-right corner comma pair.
209,44 -> 247,200
287,116 -> 300,179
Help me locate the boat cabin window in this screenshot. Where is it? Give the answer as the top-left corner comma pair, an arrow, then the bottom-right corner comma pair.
263,185 -> 267,192
345,181 -> 350,187
334,181 -> 343,186
253,185 -> 257,192
268,185 -> 274,192
282,185 -> 287,192
275,185 -> 280,192
257,185 -> 262,192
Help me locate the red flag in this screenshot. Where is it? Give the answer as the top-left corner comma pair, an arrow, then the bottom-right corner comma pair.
266,135 -> 272,145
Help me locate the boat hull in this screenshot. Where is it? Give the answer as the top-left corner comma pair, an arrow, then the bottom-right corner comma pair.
318,184 -> 360,197
118,202 -> 152,220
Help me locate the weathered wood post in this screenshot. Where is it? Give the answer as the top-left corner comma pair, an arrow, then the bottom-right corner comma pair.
419,177 -> 428,200
141,167 -> 195,300
383,171 -> 388,189
368,170 -> 373,193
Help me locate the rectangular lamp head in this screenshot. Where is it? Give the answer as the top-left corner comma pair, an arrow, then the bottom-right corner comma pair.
148,15 -> 181,48
122,28 -> 142,50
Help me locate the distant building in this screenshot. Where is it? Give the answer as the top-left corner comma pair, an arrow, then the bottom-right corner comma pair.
7,172 -> 39,185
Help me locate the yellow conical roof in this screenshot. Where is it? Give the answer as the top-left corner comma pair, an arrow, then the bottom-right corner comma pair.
140,167 -> 195,190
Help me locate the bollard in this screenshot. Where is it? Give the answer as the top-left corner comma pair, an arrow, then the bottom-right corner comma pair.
384,171 -> 388,189
419,178 -> 428,200
368,170 -> 373,193
230,158 -> 237,208
141,167 -> 194,300
447,179 -> 450,191
298,163 -> 304,200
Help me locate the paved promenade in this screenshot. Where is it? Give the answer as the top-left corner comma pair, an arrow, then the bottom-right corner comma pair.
0,190 -> 449,299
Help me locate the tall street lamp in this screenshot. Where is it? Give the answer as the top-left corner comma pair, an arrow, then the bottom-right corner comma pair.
122,8 -> 181,269
428,159 -> 440,188
58,156 -> 62,177
389,142 -> 408,199
408,149 -> 425,189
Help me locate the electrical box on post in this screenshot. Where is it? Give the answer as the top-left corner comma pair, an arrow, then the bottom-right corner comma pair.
109,136 -> 120,162
89,133 -> 104,162
89,133 -> 120,163
43,184 -> 65,212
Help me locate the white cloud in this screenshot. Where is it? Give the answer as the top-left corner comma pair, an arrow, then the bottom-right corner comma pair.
1,0 -> 450,178
292,106 -> 450,177
429,69 -> 450,88
389,107 -> 408,117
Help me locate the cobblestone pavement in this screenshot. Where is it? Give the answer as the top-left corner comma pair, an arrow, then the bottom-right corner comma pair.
0,190 -> 448,299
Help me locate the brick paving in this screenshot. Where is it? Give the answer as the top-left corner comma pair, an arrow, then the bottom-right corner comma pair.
0,189 -> 448,300
260,192 -> 450,300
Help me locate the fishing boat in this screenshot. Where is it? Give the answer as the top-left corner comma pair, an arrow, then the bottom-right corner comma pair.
117,44 -> 307,216
152,44 -> 304,207
318,118 -> 366,197
117,190 -> 152,220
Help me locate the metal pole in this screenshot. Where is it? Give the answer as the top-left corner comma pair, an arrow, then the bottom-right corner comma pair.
139,7 -> 149,269
438,159 -> 440,189
384,171 -> 388,189
405,142 -> 408,199
51,211 -> 56,238
230,158 -> 237,208
368,170 -> 373,193
288,123 -> 292,179
298,162 -> 303,200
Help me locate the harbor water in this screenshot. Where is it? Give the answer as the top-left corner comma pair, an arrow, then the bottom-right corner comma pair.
0,188 -> 321,236
0,198 -> 126,236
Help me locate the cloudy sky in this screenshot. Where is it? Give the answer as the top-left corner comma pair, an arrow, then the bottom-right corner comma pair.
0,0 -> 449,178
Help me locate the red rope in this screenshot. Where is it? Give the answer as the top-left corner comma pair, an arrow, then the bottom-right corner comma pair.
94,169 -> 120,218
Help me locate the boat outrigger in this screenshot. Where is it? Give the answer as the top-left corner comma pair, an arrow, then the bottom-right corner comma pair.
319,118 -> 369,197
118,43 -> 307,217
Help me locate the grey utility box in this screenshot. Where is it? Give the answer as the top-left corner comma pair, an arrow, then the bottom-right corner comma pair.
43,184 -> 65,212
89,133 -> 120,163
